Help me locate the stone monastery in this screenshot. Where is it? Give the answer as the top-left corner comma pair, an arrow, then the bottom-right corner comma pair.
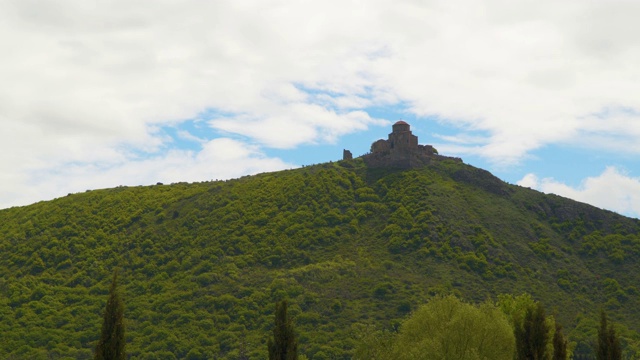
343,120 -> 462,168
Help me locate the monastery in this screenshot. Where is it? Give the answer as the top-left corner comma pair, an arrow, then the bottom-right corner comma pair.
343,121 -> 461,168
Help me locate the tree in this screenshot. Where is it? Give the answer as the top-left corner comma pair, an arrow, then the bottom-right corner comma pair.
515,302 -> 549,360
552,321 -> 567,360
497,293 -> 536,331
268,300 -> 298,360
355,295 -> 515,360
499,295 -> 572,360
95,271 -> 125,360
597,310 -> 621,360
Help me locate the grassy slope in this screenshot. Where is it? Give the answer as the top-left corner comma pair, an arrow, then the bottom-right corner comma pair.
0,158 -> 639,359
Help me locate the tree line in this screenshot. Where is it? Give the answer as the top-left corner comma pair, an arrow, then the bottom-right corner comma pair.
96,271 -> 622,359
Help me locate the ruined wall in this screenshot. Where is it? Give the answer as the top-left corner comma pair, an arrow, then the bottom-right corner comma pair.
363,145 -> 438,168
371,139 -> 390,153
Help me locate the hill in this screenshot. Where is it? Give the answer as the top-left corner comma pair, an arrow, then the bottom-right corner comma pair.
0,157 -> 639,359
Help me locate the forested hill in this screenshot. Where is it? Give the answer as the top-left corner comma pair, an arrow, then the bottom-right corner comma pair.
1,157 -> 639,359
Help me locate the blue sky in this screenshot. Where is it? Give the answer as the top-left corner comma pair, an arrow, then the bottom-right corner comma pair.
1,0 -> 640,218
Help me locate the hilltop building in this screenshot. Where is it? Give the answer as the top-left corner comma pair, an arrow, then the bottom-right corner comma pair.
343,120 -> 461,168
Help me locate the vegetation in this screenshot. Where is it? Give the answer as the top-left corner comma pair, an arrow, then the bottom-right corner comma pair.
95,270 -> 126,360
515,302 -> 549,360
354,295 -> 515,360
0,158 -> 639,358
498,294 -> 572,359
597,310 -> 621,360
553,321 -> 568,360
268,300 -> 298,360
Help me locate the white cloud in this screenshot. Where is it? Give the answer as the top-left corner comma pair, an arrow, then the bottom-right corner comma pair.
516,173 -> 540,190
2,0 -> 640,207
3,138 -> 292,209
210,105 -> 384,149
517,167 -> 640,218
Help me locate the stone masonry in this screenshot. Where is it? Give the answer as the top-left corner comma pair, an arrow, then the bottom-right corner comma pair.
343,120 -> 462,168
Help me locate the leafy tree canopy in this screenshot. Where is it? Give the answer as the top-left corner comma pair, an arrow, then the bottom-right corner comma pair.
0,159 -> 639,358
355,295 -> 515,360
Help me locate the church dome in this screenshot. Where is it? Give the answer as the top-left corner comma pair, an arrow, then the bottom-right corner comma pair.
392,120 -> 410,133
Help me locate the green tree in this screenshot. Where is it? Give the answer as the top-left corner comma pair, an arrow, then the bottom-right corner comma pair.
597,310 -> 621,360
498,293 -> 536,330
95,271 -> 125,360
515,302 -> 549,360
552,321 -> 567,360
268,300 -> 298,360
355,295 -> 515,360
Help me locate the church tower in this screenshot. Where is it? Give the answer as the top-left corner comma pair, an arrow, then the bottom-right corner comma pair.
388,120 -> 418,151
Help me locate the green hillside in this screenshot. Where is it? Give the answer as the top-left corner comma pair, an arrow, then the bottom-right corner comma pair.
0,158 -> 639,359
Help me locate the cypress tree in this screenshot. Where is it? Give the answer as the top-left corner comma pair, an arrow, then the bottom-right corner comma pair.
607,326 -> 622,360
516,302 -> 549,360
597,310 -> 608,360
268,300 -> 298,360
95,271 -> 125,360
597,310 -> 621,360
552,321 -> 567,360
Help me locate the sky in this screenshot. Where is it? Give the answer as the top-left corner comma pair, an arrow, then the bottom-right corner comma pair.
1,0 -> 640,218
